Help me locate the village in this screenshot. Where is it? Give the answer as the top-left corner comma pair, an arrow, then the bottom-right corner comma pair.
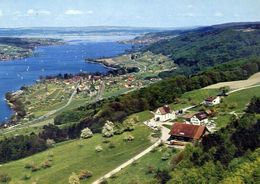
144,95 -> 223,147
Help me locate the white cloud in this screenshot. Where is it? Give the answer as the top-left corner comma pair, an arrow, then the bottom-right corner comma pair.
65,9 -> 84,15
26,9 -> 51,16
214,12 -> 223,17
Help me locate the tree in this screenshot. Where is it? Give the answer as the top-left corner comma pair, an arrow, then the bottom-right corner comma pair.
80,128 -> 93,139
102,121 -> 114,137
69,172 -> 80,184
46,139 -> 55,148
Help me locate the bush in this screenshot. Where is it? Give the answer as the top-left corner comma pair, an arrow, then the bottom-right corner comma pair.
41,160 -> 52,169
102,139 -> 110,144
31,164 -> 41,172
146,165 -> 156,174
95,145 -> 103,152
80,128 -> 93,139
108,142 -> 116,149
123,134 -> 135,142
69,172 -> 80,184
0,173 -> 11,183
22,173 -> 31,180
46,138 -> 55,148
161,152 -> 171,161
78,170 -> 93,180
24,162 -> 35,169
102,121 -> 114,137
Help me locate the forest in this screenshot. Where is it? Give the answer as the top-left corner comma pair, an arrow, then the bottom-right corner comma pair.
144,23 -> 260,76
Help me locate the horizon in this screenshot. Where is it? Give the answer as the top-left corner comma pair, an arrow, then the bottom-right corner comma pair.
0,0 -> 259,28
1,21 -> 260,30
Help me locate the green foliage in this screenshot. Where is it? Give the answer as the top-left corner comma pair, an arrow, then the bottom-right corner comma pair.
145,24 -> 260,75
0,173 -> 11,183
80,128 -> 93,139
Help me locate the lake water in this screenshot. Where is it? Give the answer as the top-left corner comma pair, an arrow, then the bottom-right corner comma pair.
0,41 -> 132,122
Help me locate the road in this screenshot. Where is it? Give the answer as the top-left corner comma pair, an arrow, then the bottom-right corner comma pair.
92,125 -> 171,184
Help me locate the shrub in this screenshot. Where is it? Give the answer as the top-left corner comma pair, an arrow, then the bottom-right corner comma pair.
31,164 -> 41,172
146,165 -> 156,174
46,139 -> 55,148
100,180 -> 108,184
78,170 -> 93,180
102,121 -> 114,137
155,169 -> 171,184
41,160 -> 52,169
22,173 -> 31,180
69,172 -> 80,184
24,162 -> 35,169
102,139 -> 110,144
0,173 -> 11,183
123,134 -> 135,142
131,160 -> 139,166
80,128 -> 93,139
108,142 -> 116,149
161,152 -> 171,161
95,145 -> 103,152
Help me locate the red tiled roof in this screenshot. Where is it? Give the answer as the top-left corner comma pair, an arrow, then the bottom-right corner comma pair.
195,112 -> 208,121
205,96 -> 217,102
158,106 -> 171,115
169,123 -> 207,140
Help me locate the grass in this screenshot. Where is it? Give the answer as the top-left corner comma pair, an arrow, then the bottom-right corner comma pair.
169,89 -> 219,110
107,147 -> 178,184
0,125 -> 153,184
126,111 -> 154,123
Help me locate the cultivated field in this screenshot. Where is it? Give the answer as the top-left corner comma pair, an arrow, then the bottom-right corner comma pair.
204,72 -> 260,89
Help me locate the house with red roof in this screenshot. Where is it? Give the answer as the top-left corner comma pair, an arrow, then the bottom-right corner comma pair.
189,111 -> 209,125
154,105 -> 176,122
169,122 -> 209,142
204,96 -> 221,106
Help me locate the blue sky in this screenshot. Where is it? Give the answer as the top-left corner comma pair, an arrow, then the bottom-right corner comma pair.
0,0 -> 259,28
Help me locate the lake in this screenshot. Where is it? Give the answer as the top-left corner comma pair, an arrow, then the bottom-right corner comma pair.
0,41 -> 132,122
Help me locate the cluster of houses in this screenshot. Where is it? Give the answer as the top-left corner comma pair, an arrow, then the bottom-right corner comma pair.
146,95 -> 222,144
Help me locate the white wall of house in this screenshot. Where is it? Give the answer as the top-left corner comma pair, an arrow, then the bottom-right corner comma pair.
154,112 -> 176,122
190,117 -> 208,125
204,96 -> 221,106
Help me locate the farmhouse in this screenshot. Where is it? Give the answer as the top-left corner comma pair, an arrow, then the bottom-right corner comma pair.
186,112 -> 209,125
154,105 -> 176,122
204,96 -> 221,106
169,123 -> 209,142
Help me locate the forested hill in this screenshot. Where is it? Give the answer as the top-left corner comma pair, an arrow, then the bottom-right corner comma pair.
144,22 -> 260,75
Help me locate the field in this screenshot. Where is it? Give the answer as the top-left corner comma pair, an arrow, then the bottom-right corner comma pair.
0,125 -> 154,184
204,72 -> 260,89
107,147 -> 177,184
169,88 -> 219,110
98,51 -> 176,79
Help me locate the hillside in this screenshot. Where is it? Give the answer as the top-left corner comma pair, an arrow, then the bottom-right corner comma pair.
144,22 -> 260,75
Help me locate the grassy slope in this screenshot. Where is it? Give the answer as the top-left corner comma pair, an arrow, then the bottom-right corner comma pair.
108,147 -> 176,184
169,88 -> 219,110
0,125 -> 153,184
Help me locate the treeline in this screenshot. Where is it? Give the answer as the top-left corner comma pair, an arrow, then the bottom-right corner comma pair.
145,23 -> 260,75
168,97 -> 260,183
1,57 -> 259,164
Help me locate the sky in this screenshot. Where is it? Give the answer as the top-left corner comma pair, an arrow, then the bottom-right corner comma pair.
0,0 -> 259,28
